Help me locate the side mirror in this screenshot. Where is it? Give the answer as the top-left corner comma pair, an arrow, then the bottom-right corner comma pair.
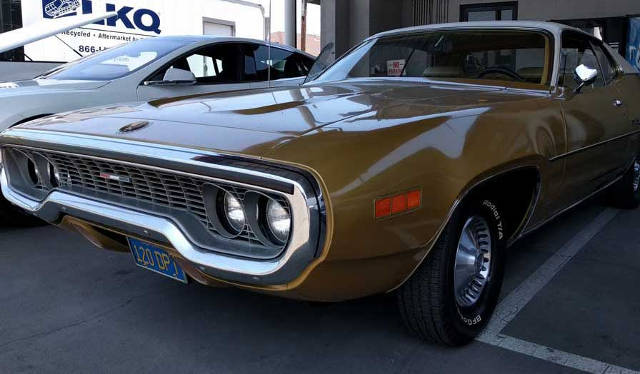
573,64 -> 598,94
144,67 -> 196,86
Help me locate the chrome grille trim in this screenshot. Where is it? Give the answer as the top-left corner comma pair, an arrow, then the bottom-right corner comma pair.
44,150 -> 266,244
4,145 -> 297,258
0,129 -> 325,285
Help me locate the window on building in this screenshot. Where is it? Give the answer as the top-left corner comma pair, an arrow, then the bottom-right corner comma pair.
0,0 -> 24,61
460,2 -> 518,22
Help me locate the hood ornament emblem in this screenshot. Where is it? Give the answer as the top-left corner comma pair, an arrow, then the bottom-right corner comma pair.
119,121 -> 149,133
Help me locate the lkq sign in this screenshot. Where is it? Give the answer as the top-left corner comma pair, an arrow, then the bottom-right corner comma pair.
23,0 -> 162,61
42,0 -> 161,34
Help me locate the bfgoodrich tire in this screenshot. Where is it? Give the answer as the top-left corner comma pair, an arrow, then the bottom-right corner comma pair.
609,158 -> 640,209
397,199 -> 506,346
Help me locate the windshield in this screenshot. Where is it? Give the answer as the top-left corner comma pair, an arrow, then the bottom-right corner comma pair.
313,29 -> 552,86
43,38 -> 188,81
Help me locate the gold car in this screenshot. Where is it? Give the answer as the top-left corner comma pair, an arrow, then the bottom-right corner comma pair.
2,21 -> 639,346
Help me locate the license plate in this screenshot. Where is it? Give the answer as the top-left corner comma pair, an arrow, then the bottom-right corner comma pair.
127,238 -> 187,283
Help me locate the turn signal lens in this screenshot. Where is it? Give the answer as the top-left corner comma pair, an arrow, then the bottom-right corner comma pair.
375,198 -> 392,218
375,190 -> 421,218
407,190 -> 421,209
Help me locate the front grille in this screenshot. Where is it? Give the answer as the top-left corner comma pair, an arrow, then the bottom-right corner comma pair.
15,148 -> 288,248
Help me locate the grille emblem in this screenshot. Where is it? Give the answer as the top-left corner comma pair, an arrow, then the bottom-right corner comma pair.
119,121 -> 149,133
99,172 -> 131,183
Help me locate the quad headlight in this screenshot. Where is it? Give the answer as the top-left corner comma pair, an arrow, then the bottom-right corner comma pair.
266,199 -> 291,244
203,183 -> 292,250
222,191 -> 245,233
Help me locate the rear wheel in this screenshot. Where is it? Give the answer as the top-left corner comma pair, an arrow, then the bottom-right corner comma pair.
397,199 -> 506,346
609,158 -> 640,209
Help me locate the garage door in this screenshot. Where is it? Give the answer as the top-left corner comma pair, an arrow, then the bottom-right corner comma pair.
203,21 -> 235,36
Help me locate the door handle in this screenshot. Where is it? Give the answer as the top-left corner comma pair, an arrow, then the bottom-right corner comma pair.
614,99 -> 624,107
632,119 -> 640,126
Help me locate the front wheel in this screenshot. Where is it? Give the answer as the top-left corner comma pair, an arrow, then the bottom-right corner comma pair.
397,199 -> 506,346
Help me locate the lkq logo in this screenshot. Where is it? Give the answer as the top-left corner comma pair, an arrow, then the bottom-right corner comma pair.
42,0 -> 161,34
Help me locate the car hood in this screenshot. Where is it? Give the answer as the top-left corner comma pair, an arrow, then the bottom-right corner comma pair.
13,80 -> 544,158
0,79 -> 110,97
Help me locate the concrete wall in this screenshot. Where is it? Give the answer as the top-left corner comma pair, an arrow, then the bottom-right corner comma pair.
0,62 -> 60,82
321,0 -> 412,59
448,0 -> 640,22
321,0 -> 640,59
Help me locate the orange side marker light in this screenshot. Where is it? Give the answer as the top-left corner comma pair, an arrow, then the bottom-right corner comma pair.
375,190 -> 421,218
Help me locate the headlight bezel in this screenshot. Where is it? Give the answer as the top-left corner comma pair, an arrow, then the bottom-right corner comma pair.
202,183 -> 293,253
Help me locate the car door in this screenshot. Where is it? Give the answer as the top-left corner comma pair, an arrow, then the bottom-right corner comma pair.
136,42 -> 267,101
558,31 -> 631,205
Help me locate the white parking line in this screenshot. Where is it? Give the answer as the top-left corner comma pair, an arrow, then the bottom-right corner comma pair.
477,208 -> 640,374
478,335 -> 638,374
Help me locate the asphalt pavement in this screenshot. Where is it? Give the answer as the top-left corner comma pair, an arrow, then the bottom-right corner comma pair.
0,196 -> 638,374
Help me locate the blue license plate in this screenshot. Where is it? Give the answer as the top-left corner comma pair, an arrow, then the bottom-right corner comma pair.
127,238 -> 187,283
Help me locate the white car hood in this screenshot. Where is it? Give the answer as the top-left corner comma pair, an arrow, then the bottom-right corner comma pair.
0,79 -> 110,97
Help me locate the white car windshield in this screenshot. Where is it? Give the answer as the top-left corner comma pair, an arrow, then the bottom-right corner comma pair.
42,38 -> 188,81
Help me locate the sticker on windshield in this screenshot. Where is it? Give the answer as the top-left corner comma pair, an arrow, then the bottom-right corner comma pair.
387,59 -> 406,76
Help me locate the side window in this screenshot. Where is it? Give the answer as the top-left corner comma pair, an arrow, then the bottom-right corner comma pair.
186,54 -> 222,79
559,32 -> 604,89
591,41 -> 618,84
298,54 -> 315,73
155,44 -> 243,84
244,44 -> 269,81
273,48 -> 310,78
253,46 -> 309,80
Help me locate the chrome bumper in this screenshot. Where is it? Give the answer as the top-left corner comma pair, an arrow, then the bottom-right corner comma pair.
1,168 -> 319,286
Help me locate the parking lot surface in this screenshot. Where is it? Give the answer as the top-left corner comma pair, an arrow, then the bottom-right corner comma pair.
0,197 -> 638,373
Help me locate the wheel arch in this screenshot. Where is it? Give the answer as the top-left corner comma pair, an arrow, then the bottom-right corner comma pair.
391,158 -> 543,292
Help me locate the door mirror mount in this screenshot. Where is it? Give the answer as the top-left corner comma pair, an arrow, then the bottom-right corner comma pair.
573,64 -> 598,94
143,67 -> 197,86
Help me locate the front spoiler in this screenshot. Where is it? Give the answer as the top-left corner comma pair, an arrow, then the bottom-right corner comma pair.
0,168 -> 315,286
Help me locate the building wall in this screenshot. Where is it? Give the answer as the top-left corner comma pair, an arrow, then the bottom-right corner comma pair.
321,0 -> 640,60
18,0 -> 266,63
448,0 -> 640,23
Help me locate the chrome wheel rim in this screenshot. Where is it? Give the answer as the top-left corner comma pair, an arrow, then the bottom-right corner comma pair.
454,216 -> 492,308
633,161 -> 640,193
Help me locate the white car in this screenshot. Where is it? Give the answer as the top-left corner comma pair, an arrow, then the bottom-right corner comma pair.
0,36 -> 315,130
0,33 -> 314,224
